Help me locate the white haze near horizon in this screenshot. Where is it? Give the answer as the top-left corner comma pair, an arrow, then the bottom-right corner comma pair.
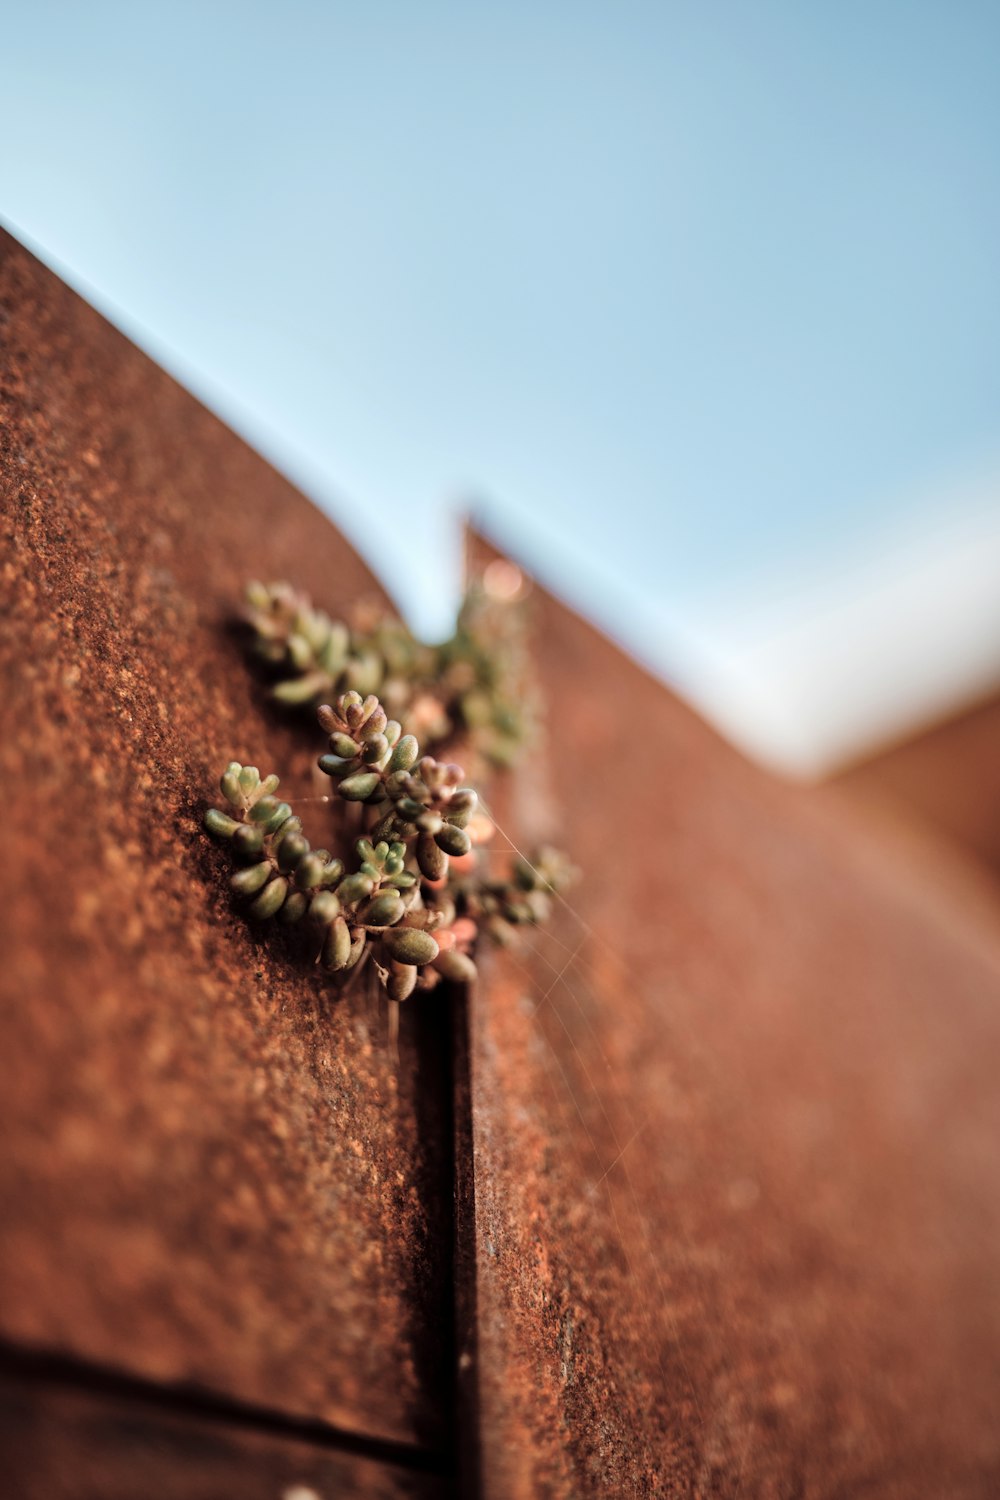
3,1 -> 1000,774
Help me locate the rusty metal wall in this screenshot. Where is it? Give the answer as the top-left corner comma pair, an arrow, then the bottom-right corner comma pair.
463,534 -> 1000,1497
0,230 -> 453,1488
836,693 -> 1000,879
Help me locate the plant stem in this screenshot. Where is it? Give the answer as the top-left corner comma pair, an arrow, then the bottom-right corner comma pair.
388,998 -> 400,1064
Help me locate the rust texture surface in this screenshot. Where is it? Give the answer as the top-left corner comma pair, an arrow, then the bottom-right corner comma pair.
0,1376 -> 448,1499
0,231 -> 451,1451
465,540 -> 1000,1497
836,692 -> 1000,879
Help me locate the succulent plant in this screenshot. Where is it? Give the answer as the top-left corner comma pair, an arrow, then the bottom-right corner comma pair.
205,759 -> 452,1000
240,581 -> 360,705
206,584 -> 575,1036
240,578 -> 534,770
450,845 -> 579,947
441,581 -> 536,768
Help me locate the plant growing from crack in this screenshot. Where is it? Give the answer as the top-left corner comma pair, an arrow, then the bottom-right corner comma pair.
205,582 -> 575,1047
240,578 -> 534,770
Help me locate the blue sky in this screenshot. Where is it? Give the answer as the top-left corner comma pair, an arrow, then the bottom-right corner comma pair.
4,2 -> 1000,765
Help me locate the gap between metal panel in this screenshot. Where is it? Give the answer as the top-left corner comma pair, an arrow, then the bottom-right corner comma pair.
0,992 -> 481,1490
0,986 -> 483,1490
0,1339 -> 449,1477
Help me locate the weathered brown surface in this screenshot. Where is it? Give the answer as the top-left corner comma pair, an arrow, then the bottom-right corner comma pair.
0,231 -> 451,1449
465,538 -> 1000,1496
0,1375 -> 447,1499
836,692 -> 1000,879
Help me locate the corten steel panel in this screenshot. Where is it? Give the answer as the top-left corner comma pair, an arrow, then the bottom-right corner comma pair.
836,693 -> 1000,880
0,1375 -> 448,1499
0,232 -> 451,1450
464,540 -> 1000,1497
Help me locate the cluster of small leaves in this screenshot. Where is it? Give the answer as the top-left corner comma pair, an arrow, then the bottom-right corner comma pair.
205,685 -> 578,1007
440,582 -> 535,768
205,750 -> 477,1003
451,847 -> 579,947
208,551 -> 578,1023
241,579 -> 532,768
316,692 -> 476,879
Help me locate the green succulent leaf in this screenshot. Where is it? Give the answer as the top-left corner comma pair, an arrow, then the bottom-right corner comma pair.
383,927 -> 439,967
